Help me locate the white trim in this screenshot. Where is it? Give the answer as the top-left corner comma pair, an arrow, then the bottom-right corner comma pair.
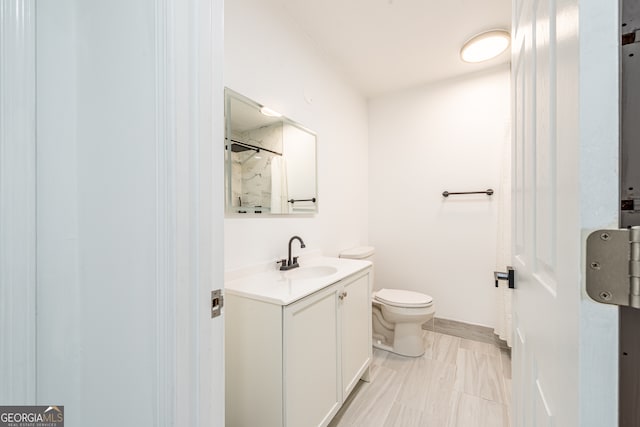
211,0 -> 226,423
155,0 -> 177,425
578,0 -> 620,425
0,0 -> 37,404
173,0 -> 224,425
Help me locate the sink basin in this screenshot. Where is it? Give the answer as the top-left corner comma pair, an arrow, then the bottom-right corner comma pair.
225,256 -> 372,305
284,265 -> 338,280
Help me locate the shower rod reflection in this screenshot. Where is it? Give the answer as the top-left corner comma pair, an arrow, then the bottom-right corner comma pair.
442,189 -> 494,197
225,138 -> 283,156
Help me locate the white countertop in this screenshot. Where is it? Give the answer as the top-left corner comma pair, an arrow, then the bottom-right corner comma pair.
225,256 -> 372,305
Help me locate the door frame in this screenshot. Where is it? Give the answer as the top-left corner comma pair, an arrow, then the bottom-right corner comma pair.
578,0 -> 620,424
0,0 -> 37,405
173,0 -> 226,424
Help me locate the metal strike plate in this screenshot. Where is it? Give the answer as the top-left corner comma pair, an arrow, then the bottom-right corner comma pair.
586,229 -> 636,307
211,289 -> 224,318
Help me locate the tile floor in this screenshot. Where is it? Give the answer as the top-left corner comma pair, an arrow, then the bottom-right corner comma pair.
329,330 -> 512,427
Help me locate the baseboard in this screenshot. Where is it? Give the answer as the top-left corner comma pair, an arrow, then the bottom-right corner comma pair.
423,317 -> 510,350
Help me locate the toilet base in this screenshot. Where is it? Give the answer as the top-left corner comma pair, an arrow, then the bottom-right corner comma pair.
372,304 -> 430,357
391,322 -> 426,357
372,332 -> 425,357
372,339 -> 394,353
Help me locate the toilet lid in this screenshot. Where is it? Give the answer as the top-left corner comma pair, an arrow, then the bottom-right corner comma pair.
374,288 -> 433,308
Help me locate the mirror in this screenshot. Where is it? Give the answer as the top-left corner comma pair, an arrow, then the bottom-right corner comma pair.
225,88 -> 318,215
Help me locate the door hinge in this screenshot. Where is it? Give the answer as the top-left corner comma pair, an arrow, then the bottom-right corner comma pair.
211,289 -> 224,318
622,29 -> 640,46
586,227 -> 640,308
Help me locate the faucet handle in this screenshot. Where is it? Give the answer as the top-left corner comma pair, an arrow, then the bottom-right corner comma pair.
292,256 -> 299,265
277,258 -> 287,268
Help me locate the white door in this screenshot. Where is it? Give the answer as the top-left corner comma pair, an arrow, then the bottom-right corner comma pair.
0,0 -> 225,425
511,0 -> 619,426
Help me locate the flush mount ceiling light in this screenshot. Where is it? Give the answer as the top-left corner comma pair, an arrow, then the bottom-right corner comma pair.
260,106 -> 282,117
460,29 -> 511,63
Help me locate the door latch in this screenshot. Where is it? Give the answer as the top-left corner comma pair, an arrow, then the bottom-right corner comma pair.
586,227 -> 640,308
494,266 -> 515,289
211,289 -> 224,318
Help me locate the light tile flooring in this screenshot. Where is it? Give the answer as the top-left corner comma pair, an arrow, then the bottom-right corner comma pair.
329,330 -> 512,427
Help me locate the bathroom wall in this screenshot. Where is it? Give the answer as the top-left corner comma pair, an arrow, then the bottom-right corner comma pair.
224,0 -> 369,271
368,67 -> 510,328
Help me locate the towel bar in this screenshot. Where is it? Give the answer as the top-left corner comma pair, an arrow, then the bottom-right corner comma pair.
288,198 -> 316,204
442,189 -> 494,197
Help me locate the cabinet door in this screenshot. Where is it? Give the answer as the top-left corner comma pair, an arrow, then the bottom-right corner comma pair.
340,273 -> 372,398
284,286 -> 340,427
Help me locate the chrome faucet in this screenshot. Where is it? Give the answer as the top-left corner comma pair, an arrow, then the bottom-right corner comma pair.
279,236 -> 306,271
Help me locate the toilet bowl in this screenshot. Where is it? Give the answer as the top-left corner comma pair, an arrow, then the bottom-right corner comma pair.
339,246 -> 436,358
372,288 -> 435,357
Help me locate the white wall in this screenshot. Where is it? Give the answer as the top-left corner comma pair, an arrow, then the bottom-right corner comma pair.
369,67 -> 510,328
224,0 -> 369,271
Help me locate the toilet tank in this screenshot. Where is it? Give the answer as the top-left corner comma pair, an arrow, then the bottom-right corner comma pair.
339,246 -> 375,262
340,246 -> 376,290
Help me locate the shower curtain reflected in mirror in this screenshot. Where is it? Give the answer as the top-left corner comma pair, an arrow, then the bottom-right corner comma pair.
270,156 -> 290,213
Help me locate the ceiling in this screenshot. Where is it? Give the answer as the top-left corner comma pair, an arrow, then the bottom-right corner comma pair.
264,0 -> 512,98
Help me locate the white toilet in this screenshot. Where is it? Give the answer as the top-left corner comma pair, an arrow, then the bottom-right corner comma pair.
339,246 -> 435,357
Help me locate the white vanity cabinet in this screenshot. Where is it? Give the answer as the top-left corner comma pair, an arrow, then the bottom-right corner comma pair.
284,283 -> 340,427
225,267 -> 372,427
339,270 -> 372,397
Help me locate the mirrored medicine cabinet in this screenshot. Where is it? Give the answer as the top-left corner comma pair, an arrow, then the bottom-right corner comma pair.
224,88 -> 318,215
